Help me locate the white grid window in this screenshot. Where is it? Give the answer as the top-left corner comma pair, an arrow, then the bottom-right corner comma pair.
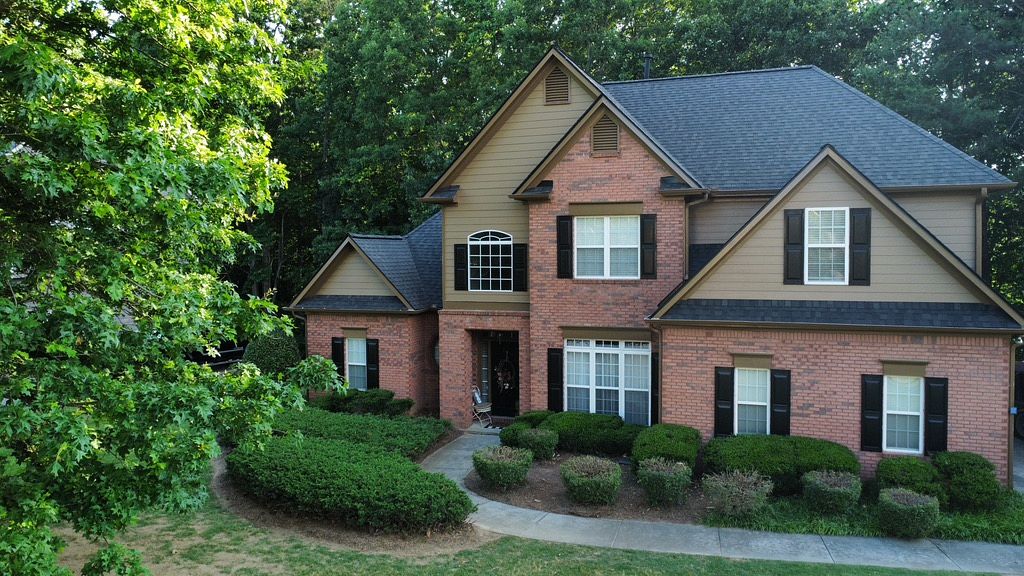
564,339 -> 651,425
883,375 -> 924,454
574,216 -> 639,279
805,207 -> 849,284
469,230 -> 513,292
347,338 -> 368,391
735,368 -> 770,435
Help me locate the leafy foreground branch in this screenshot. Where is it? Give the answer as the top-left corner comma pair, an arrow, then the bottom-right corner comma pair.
0,1 -> 315,574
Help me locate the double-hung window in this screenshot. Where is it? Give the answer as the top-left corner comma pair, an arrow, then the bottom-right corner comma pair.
347,338 -> 368,391
564,339 -> 650,425
574,216 -> 640,279
735,368 -> 770,435
883,375 -> 924,454
805,207 -> 848,284
468,230 -> 513,291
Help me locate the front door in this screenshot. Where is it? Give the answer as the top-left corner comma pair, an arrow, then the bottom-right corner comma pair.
488,333 -> 519,417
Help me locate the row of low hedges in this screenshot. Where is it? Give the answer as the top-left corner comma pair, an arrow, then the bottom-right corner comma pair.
878,452 -> 1001,512
227,435 -> 474,532
538,412 -> 641,456
308,389 -> 414,417
273,408 -> 450,459
631,424 -> 701,469
704,435 -> 859,495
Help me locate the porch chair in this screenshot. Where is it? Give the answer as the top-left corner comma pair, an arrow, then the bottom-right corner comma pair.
471,386 -> 493,427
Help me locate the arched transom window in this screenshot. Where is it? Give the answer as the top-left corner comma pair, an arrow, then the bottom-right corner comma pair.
468,230 -> 513,292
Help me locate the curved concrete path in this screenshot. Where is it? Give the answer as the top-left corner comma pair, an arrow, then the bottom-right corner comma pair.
421,431 -> 1024,575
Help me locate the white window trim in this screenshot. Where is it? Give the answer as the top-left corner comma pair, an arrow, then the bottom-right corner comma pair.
882,375 -> 925,455
734,367 -> 771,435
468,230 -> 513,293
573,216 -> 640,279
347,337 -> 368,391
563,339 -> 651,425
804,207 -> 850,285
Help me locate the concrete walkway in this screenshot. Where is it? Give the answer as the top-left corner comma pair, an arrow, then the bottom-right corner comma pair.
421,432 -> 1024,575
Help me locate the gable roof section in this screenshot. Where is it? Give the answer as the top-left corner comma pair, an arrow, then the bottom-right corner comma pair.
603,66 -> 1012,191
510,98 -> 704,198
651,146 -> 1024,331
421,47 -> 603,201
289,212 -> 443,312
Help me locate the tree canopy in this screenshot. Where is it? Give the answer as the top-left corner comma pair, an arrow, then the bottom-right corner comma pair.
240,0 -> 1022,310
0,1 -> 308,574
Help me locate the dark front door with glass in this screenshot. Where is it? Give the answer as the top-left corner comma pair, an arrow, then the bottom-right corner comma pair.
479,331 -> 519,417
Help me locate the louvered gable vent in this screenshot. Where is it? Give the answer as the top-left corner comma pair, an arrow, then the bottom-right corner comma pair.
592,114 -> 619,153
545,67 -> 570,104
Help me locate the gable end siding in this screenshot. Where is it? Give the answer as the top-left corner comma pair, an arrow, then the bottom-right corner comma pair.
311,249 -> 395,297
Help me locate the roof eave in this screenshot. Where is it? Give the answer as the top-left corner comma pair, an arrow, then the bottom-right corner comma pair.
646,317 -> 1023,335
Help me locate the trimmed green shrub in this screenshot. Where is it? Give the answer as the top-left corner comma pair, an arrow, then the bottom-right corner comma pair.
933,452 -> 1001,512
704,435 -> 859,495
637,457 -> 692,506
539,412 -> 641,455
703,470 -> 773,517
308,389 -> 414,417
518,428 -> 558,460
876,456 -> 945,504
802,470 -> 862,514
499,422 -> 531,447
273,408 -> 450,458
242,331 -> 301,376
514,410 -> 554,427
877,488 -> 940,539
227,436 -> 474,532
631,424 -> 701,470
472,446 -> 533,489
560,456 -> 622,505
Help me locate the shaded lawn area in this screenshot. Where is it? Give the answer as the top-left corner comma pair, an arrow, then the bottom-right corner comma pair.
58,496 -> 1000,576
705,491 -> 1024,545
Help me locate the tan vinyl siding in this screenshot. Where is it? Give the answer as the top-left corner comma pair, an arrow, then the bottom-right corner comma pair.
890,190 -> 976,269
689,198 -> 768,244
688,161 -> 985,304
442,69 -> 595,308
312,249 -> 395,297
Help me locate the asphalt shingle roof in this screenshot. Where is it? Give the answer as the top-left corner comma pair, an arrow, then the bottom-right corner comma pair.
291,295 -> 407,312
349,212 -> 442,311
659,299 -> 1020,331
602,67 -> 1011,191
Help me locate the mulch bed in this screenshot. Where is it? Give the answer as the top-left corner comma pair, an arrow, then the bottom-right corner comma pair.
465,452 -> 710,523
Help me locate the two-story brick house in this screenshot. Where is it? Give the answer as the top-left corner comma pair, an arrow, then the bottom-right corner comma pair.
288,48 -> 1023,482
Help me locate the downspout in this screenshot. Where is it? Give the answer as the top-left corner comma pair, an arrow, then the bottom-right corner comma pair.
975,188 -> 988,275
650,322 -> 664,425
1010,338 -> 1021,487
683,192 -> 711,280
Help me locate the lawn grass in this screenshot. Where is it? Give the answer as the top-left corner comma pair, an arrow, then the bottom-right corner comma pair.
59,494 -> 999,576
706,490 -> 1024,545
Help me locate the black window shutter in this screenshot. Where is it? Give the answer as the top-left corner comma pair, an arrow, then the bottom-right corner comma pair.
556,216 -> 573,278
453,244 -> 468,291
769,369 -> 791,436
547,348 -> 564,411
641,214 -> 657,279
924,377 -> 948,455
850,208 -> 871,286
650,352 -> 660,425
714,367 -> 734,437
783,209 -> 804,285
861,374 -> 883,452
366,339 -> 380,389
331,337 -> 345,375
512,243 -> 528,291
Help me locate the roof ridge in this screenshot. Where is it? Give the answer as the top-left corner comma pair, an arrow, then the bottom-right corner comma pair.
350,233 -> 404,240
806,66 -> 1008,183
601,65 -> 816,85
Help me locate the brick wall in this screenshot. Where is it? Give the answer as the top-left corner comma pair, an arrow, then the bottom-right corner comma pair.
526,121 -> 684,411
660,325 -> 1013,481
439,310 -> 531,427
305,312 -> 440,415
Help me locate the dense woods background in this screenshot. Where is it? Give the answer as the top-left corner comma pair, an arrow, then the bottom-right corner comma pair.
235,0 -> 1024,310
